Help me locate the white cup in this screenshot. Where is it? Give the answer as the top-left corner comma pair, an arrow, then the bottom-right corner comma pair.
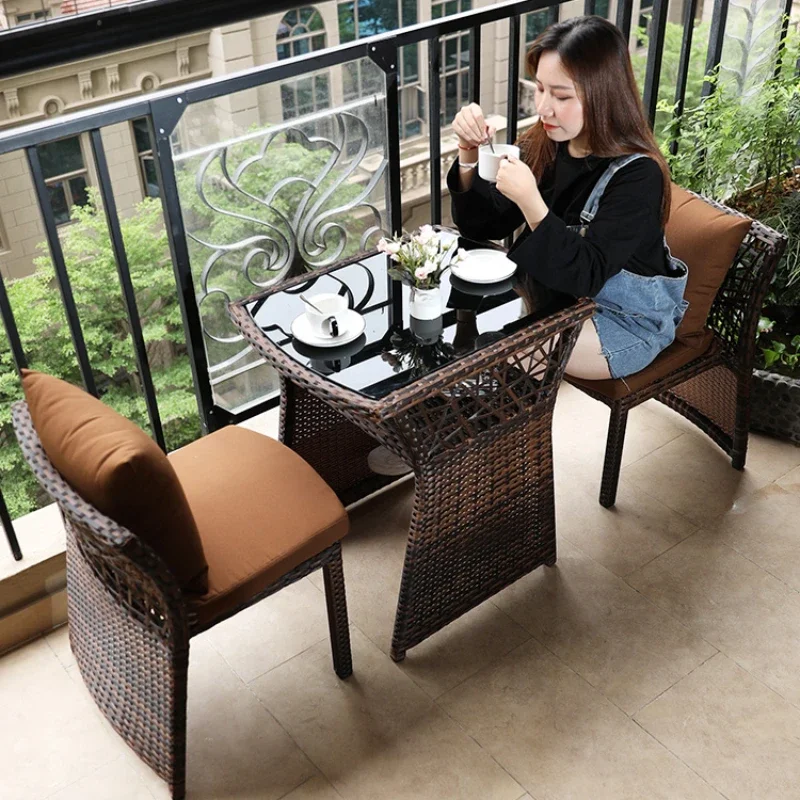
303,293 -> 348,338
478,144 -> 521,183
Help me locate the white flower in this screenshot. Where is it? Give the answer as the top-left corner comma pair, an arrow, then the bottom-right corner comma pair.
458,248 -> 469,261
414,267 -> 429,280
423,260 -> 436,273
418,224 -> 435,243
378,238 -> 402,255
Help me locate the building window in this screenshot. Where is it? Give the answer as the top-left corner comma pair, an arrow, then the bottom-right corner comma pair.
433,0 -> 472,127
595,0 -> 610,18
15,9 -> 49,25
132,118 -> 159,199
337,0 -> 421,138
36,136 -> 89,226
277,6 -> 330,119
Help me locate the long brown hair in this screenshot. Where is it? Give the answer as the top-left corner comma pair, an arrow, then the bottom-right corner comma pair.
518,16 -> 672,225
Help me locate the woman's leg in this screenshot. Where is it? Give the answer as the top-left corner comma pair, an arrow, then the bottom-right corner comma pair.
565,319 -> 612,380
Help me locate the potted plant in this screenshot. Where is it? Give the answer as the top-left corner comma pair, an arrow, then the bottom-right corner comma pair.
377,225 -> 466,320
660,26 -> 800,444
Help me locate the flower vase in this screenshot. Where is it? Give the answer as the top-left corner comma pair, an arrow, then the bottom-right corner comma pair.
409,286 -> 442,320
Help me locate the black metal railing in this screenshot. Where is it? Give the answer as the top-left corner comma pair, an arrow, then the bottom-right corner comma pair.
0,0 -> 785,559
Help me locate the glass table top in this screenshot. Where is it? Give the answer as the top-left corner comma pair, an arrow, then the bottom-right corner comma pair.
245,235 -> 573,400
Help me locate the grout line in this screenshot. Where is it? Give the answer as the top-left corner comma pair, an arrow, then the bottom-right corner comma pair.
243,659 -> 337,797
620,525 -> 703,579
630,716 -> 734,800
631,649 -> 719,719
273,774 -> 345,800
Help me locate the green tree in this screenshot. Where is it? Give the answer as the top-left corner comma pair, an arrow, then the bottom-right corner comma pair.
631,20 -> 712,147
0,192 -> 200,518
1,121 -> 386,519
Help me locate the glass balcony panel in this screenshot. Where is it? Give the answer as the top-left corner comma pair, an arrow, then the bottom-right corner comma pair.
172,59 -> 390,412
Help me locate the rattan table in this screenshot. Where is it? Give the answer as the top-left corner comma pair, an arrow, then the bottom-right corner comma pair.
229,236 -> 593,660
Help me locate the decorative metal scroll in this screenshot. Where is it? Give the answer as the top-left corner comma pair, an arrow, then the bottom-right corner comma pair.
181,108 -> 390,379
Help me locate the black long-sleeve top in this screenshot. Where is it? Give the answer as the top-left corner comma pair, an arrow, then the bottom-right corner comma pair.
447,142 -> 671,298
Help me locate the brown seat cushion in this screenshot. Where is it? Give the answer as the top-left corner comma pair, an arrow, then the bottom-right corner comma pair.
169,425 -> 348,629
567,330 -> 716,401
666,184 -> 751,344
21,370 -> 208,593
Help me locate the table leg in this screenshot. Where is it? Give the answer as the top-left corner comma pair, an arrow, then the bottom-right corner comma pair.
389,411 -> 557,661
280,378 -> 399,505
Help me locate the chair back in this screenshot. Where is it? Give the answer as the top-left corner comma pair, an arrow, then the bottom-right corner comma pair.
11,401 -> 188,640
706,206 -> 787,362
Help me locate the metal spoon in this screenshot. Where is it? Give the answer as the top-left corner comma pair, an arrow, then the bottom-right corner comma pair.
299,293 -> 324,314
485,126 -> 496,154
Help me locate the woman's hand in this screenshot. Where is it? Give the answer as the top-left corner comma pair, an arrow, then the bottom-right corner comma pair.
495,155 -> 537,204
452,103 -> 496,149
496,156 -> 548,228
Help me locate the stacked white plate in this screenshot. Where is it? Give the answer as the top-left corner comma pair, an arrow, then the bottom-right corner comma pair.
450,249 -> 517,284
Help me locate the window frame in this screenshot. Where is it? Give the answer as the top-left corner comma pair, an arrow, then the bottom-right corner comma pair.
131,118 -> 160,199
36,135 -> 91,227
277,6 -> 330,121
15,9 -> 49,25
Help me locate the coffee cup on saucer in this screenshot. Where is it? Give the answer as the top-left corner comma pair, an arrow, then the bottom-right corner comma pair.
478,144 -> 521,183
302,293 -> 348,339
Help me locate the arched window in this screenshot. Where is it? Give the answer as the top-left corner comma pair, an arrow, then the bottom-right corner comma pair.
277,6 -> 330,119
277,6 -> 327,58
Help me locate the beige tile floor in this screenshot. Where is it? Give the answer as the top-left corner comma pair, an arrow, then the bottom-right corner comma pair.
4,383 -> 800,800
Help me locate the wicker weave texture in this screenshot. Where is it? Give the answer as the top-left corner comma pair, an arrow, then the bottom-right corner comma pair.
11,400 -> 353,800
567,192 -> 787,507
232,284 -> 594,657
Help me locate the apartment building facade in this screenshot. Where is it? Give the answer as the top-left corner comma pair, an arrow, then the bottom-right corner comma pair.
0,0 -> 701,280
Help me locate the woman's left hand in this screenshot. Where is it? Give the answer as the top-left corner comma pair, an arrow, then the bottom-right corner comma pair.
495,155 -> 538,205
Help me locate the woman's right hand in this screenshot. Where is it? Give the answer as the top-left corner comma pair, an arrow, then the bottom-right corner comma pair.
452,103 -> 496,149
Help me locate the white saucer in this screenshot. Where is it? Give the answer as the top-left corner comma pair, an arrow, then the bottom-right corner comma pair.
450,249 -> 517,284
291,309 -> 366,348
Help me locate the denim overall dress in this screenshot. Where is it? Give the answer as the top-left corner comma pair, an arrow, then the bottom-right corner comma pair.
567,153 -> 689,379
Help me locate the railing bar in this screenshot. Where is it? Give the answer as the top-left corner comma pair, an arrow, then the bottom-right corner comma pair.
174,93 -> 382,162
642,0 -> 670,128
89,128 -> 166,451
379,44 -> 404,326
184,0 -> 553,106
0,270 -> 27,375
507,13 -> 521,146
0,487 -> 22,561
26,145 -> 97,397
470,25 -> 482,105
616,0 -> 634,44
669,0 -> 699,156
0,0 -> 556,158
701,0 -> 730,99
773,0 -> 794,79
428,37 -> 442,226
584,0 -> 596,15
147,108 -> 216,435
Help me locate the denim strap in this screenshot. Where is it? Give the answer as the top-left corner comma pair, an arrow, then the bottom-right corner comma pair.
579,153 -> 650,224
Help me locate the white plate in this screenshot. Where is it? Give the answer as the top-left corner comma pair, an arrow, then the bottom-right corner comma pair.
291,309 -> 366,348
450,249 -> 517,284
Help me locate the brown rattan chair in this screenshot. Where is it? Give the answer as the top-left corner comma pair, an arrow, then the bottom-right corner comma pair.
11,387 -> 352,800
566,191 -> 787,508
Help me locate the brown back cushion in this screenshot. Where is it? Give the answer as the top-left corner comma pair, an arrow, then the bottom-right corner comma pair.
666,184 -> 752,344
21,370 -> 208,593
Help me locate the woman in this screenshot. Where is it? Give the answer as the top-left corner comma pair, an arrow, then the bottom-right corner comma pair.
449,15 -> 689,380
